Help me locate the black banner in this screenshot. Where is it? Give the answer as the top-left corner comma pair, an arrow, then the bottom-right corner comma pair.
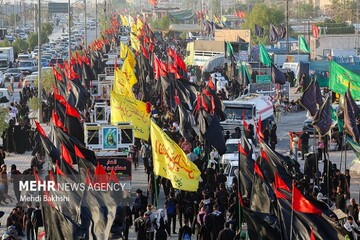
97,156 -> 132,180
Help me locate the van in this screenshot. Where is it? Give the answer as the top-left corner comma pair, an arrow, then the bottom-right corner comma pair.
17,54 -> 31,61
224,161 -> 238,190
221,138 -> 256,167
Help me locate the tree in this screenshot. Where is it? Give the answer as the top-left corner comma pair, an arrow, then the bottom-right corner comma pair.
7,14 -> 21,26
42,23 -> 54,37
242,3 -> 285,44
34,70 -> 55,95
150,15 -> 172,31
292,3 -> 317,19
27,32 -> 49,50
12,38 -> 29,55
212,0 -> 221,17
327,0 -> 358,22
0,108 -> 8,135
0,39 -> 11,47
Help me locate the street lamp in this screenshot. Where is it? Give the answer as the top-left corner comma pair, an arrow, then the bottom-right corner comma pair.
37,0 -> 42,122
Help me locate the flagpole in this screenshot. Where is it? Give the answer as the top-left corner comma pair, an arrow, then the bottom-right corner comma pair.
290,180 -> 294,239
340,134 -> 345,171
344,137 -> 347,172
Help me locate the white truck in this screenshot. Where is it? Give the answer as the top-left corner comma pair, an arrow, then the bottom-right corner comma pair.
0,47 -> 14,72
221,94 -> 274,133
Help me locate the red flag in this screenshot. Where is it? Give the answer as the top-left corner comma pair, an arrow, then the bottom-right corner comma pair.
275,187 -> 289,199
109,168 -> 119,183
141,45 -> 149,59
54,92 -> 66,105
292,182 -> 321,215
52,110 -> 67,131
235,11 -> 246,19
35,121 -> 47,137
82,55 -> 90,65
75,52 -> 82,66
242,111 -> 249,130
312,23 -> 319,38
168,63 -> 181,79
55,161 -> 66,176
65,103 -> 81,118
254,162 -> 264,179
274,173 -> 290,192
148,0 -> 158,6
257,116 -> 264,140
208,79 -> 216,90
95,162 -> 108,184
174,53 -> 187,71
260,150 -> 269,162
74,144 -> 85,159
61,144 -> 73,167
153,54 -> 161,80
52,67 -> 63,81
167,48 -> 176,58
310,227 -> 316,240
238,143 -> 248,156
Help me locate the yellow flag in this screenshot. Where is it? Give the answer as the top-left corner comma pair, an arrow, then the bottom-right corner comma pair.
120,42 -> 128,59
130,34 -> 140,52
120,15 -> 129,26
131,23 -> 138,35
110,91 -> 150,140
150,121 -> 201,191
136,18 -> 144,35
126,48 -> 136,68
113,68 -> 134,97
122,58 -> 138,87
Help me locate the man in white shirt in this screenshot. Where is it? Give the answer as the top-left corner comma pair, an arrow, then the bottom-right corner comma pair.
344,216 -> 360,240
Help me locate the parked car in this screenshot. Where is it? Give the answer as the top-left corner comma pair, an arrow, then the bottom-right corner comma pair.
225,161 -> 238,190
0,71 -> 4,87
4,68 -> 23,82
18,60 -> 37,74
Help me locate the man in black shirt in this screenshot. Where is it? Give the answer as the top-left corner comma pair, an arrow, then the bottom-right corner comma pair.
300,130 -> 310,161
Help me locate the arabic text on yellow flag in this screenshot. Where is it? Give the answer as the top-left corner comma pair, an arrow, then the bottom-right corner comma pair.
110,91 -> 150,140
113,68 -> 134,97
130,34 -> 140,52
136,18 -> 144,36
126,47 -> 136,68
120,15 -> 129,27
122,57 -> 138,87
120,42 -> 128,59
150,121 -> 201,192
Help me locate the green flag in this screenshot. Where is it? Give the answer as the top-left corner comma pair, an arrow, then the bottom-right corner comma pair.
330,106 -> 343,132
259,43 -> 272,67
329,61 -> 360,99
298,35 -> 310,53
226,41 -> 234,59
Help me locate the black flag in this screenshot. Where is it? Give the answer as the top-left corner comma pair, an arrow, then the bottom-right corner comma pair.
300,80 -> 323,118
344,89 -> 360,142
203,115 -> 226,155
276,25 -> 287,39
271,63 -> 286,85
312,96 -> 332,136
255,24 -> 264,37
269,24 -> 279,42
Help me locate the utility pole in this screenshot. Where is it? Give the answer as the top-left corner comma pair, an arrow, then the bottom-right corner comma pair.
37,0 -> 42,123
95,0 -> 98,39
356,2 -> 359,53
68,0 -> 71,62
285,0 -> 289,53
84,0 -> 87,48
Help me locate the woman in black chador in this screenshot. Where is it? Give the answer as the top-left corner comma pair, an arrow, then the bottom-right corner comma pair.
13,123 -> 26,154
2,120 -> 15,153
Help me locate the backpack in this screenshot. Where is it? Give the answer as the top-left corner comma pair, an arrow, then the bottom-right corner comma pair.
144,145 -> 151,158
166,198 -> 176,215
182,232 -> 191,240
